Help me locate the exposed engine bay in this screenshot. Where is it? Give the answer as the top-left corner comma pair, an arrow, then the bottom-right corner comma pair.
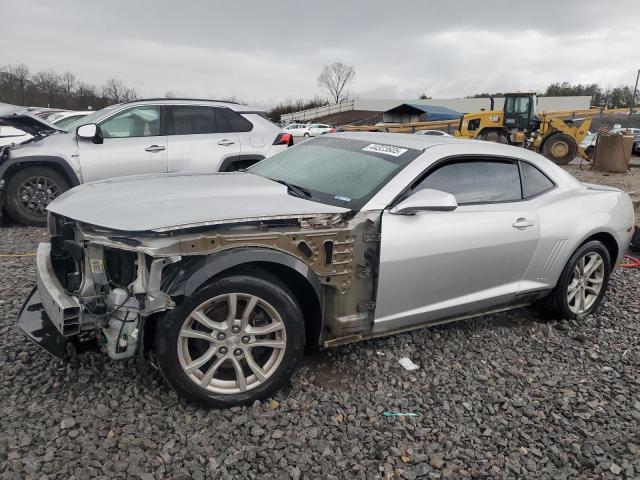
43,209 -> 381,360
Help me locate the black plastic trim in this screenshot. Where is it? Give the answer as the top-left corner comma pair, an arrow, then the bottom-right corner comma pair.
0,155 -> 80,186
218,155 -> 265,172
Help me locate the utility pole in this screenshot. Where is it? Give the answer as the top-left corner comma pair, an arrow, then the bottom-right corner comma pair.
630,68 -> 640,117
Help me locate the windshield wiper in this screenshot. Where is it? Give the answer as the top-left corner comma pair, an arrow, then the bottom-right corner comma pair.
271,179 -> 312,199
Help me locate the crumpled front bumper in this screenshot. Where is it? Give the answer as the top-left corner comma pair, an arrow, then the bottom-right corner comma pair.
16,242 -> 82,360
17,287 -> 67,359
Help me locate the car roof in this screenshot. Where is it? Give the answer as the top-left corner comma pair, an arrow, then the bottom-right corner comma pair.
332,131 -> 553,158
114,98 -> 261,113
332,131 -> 472,149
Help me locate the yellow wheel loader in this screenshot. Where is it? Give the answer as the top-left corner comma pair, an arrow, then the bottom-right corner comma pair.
454,93 -> 591,165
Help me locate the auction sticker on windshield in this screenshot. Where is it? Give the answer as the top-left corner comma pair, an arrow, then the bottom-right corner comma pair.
362,144 -> 408,157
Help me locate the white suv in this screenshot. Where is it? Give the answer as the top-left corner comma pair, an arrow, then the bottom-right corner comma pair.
0,99 -> 292,225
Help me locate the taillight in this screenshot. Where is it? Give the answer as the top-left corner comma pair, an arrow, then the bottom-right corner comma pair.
329,128 -> 336,133
273,133 -> 293,146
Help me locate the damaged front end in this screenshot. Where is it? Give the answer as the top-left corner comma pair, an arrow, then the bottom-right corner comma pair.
18,208 -> 381,360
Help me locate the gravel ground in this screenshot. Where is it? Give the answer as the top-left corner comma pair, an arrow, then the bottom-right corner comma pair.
1,178 -> 639,479
2,232 -> 639,480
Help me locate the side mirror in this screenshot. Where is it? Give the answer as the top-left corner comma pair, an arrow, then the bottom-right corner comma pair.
76,123 -> 102,144
390,189 -> 458,215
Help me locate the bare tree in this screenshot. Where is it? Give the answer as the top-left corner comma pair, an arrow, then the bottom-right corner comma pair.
317,62 -> 355,104
32,70 -> 60,107
164,90 -> 176,98
60,72 -> 77,96
0,64 -> 31,104
102,78 -> 138,103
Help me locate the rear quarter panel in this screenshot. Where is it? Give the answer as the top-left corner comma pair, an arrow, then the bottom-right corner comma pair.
521,187 -> 634,291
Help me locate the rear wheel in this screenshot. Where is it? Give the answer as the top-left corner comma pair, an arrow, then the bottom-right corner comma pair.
542,133 -> 577,165
155,273 -> 305,408
6,166 -> 70,226
303,132 -> 310,138
542,241 -> 611,319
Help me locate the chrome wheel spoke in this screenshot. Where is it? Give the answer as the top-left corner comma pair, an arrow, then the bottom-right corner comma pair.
585,256 -> 603,276
246,321 -> 284,336
226,293 -> 238,322
184,346 -> 217,373
250,339 -> 286,349
179,328 -> 215,342
231,357 -> 247,392
190,309 -> 226,332
567,286 -> 579,303
241,296 -> 259,329
200,356 -> 226,387
245,350 -> 266,382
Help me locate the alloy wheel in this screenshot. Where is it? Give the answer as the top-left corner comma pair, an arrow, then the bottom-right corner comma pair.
177,293 -> 287,394
567,252 -> 605,314
18,176 -> 62,215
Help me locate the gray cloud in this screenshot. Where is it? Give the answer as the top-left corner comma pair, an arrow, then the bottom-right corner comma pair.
2,0 -> 638,108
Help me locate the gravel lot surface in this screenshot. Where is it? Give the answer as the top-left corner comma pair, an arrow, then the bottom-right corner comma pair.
1,169 -> 639,479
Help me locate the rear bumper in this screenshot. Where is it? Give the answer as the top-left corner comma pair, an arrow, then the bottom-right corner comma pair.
17,286 -> 67,359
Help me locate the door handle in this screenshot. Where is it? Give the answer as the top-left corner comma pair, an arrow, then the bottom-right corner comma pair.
512,218 -> 534,229
145,145 -> 166,153
217,139 -> 235,146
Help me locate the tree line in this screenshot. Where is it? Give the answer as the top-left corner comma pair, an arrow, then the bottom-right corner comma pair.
0,63 -> 138,111
466,82 -> 639,109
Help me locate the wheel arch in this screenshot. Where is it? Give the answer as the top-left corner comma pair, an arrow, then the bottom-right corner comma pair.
218,155 -> 265,172
166,248 -> 324,346
577,231 -> 619,269
0,155 -> 80,187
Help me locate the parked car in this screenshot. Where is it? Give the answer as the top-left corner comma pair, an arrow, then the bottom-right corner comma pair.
18,133 -> 634,408
0,99 -> 291,226
306,123 -> 334,136
49,111 -> 92,130
283,123 -> 309,136
414,129 -> 453,137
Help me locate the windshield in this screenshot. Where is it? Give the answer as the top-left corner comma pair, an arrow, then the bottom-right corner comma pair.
64,104 -> 120,131
54,115 -> 88,130
249,136 -> 421,209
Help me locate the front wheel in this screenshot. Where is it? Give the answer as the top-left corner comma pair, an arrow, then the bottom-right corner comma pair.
303,132 -> 310,137
543,241 -> 611,319
542,133 -> 577,165
155,273 -> 305,408
6,166 -> 70,226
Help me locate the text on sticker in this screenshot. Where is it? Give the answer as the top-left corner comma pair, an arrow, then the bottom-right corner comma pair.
362,144 -> 408,157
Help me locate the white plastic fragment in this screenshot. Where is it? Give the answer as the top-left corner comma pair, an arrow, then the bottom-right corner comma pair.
398,357 -> 420,371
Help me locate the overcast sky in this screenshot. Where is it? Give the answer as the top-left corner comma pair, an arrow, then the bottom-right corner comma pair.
2,0 -> 639,108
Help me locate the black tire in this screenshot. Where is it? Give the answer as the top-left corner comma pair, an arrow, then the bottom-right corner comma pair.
6,166 -> 70,226
542,133 -> 577,165
479,130 -> 508,144
303,132 -> 310,138
541,240 -> 611,319
155,273 -> 305,408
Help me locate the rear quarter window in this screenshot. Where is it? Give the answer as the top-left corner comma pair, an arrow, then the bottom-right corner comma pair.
519,161 -> 555,198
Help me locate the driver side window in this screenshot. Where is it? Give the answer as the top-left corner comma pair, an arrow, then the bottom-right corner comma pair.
100,106 -> 161,139
413,159 -> 521,204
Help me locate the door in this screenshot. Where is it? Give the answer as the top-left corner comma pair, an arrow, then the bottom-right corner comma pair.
79,105 -> 167,183
166,105 -> 240,173
504,95 -> 533,131
373,158 -> 541,333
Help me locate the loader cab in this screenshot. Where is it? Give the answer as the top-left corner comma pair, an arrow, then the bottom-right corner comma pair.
503,93 -> 539,131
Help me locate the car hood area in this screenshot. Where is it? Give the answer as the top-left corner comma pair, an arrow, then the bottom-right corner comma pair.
0,113 -> 64,136
47,172 -> 350,232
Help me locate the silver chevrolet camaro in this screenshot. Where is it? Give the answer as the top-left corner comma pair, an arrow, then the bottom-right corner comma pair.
18,133 -> 635,407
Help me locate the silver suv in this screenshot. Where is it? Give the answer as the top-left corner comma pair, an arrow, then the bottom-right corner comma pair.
0,99 -> 291,225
